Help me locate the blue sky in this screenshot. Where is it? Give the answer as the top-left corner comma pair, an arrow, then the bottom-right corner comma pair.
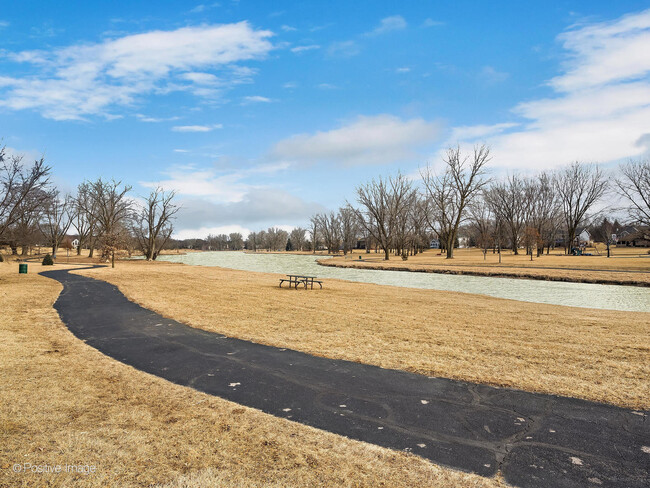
1,1 -> 649,238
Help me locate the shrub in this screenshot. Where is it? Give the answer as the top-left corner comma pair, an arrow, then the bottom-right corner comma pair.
42,254 -> 54,266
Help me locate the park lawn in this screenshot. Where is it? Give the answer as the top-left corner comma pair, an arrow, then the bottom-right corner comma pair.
321,247 -> 650,286
0,262 -> 503,488
75,261 -> 650,410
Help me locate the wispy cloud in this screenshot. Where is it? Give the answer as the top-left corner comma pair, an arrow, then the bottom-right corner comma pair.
422,18 -> 444,28
173,149 -> 190,153
171,124 -> 223,132
365,15 -> 407,36
290,44 -> 320,53
281,25 -> 297,32
327,40 -> 361,58
271,114 -> 442,166
396,67 -> 411,73
0,20 -> 9,29
242,95 -> 272,104
136,114 -> 180,122
452,9 -> 650,169
0,22 -> 273,120
479,66 -> 509,84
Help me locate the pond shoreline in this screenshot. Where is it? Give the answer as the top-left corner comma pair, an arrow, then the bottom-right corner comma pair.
317,258 -> 650,288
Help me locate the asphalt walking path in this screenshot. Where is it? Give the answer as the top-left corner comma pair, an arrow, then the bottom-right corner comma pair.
41,267 -> 650,488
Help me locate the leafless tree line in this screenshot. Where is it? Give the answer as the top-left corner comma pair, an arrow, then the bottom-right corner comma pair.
309,146 -> 649,260
0,146 -> 179,265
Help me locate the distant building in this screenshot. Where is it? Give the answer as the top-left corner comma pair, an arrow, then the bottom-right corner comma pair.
429,239 -> 440,249
617,226 -> 650,247
71,238 -> 79,249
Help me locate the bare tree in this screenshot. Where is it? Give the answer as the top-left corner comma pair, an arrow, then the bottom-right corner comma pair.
527,172 -> 561,256
229,232 -> 244,250
589,217 -> 619,258
338,206 -> 359,255
266,227 -> 288,251
616,159 -> 650,227
0,148 -> 51,241
484,174 -> 528,255
314,212 -> 341,254
133,187 -> 179,260
72,182 -> 99,256
38,192 -> 73,259
289,227 -> 307,251
354,173 -> 414,260
555,162 -> 608,254
421,144 -> 490,259
308,217 -> 320,253
81,179 -> 133,267
469,199 -> 493,260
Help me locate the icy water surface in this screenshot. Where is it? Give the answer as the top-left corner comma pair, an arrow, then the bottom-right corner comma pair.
157,252 -> 650,312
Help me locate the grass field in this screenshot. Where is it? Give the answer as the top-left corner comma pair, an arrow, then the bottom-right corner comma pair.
322,247 -> 650,286
74,260 -> 650,410
0,262 -> 503,488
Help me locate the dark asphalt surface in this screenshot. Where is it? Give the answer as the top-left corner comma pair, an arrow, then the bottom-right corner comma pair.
41,267 -> 650,488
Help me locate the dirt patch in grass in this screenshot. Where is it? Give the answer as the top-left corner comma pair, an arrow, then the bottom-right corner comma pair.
74,261 -> 650,410
321,248 -> 650,286
0,262 -> 503,487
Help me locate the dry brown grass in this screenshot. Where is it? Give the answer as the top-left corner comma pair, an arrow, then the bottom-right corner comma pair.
0,261 -> 504,488
74,261 -> 650,410
323,247 -> 650,286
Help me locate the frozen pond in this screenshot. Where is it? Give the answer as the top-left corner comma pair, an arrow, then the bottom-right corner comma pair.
157,252 -> 650,312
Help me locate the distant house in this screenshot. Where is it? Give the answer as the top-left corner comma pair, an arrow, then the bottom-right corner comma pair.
617,226 -> 650,247
457,236 -> 470,249
71,238 -> 80,249
576,228 -> 592,247
429,239 -> 440,249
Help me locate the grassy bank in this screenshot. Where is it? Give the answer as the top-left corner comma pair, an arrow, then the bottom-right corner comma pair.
319,248 -> 650,286
0,262 -> 502,487
75,261 -> 650,410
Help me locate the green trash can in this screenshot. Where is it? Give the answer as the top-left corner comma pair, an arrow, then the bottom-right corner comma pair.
19,263 -> 28,274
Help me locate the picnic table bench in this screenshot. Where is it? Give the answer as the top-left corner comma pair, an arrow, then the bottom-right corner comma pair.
279,274 -> 323,289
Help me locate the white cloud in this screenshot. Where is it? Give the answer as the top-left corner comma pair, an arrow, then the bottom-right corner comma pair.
290,44 -> 320,53
172,124 -> 222,132
242,95 -> 272,104
479,66 -> 509,84
422,19 -> 444,28
316,83 -> 338,90
282,81 -> 298,89
327,40 -> 360,58
136,113 -> 180,122
0,22 -> 273,120
551,9 -> 650,92
174,224 -> 252,240
0,20 -> 9,29
271,114 -> 442,166
449,9 -> 650,169
173,149 -> 190,153
366,15 -> 407,36
142,167 -> 248,202
281,25 -> 297,32
396,67 -> 411,73
180,72 -> 220,85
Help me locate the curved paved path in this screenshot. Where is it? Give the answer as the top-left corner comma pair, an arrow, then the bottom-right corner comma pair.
41,267 -> 649,488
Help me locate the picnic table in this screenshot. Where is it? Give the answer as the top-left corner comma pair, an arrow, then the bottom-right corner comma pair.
279,274 -> 323,289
